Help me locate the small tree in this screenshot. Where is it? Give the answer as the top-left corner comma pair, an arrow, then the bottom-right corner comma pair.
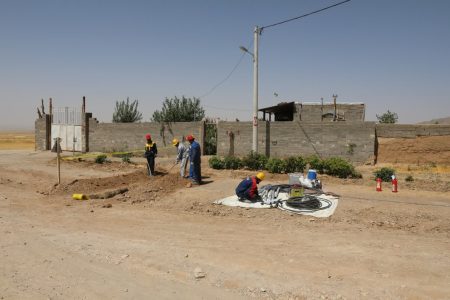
112,98 -> 142,123
376,110 -> 398,124
151,96 -> 205,122
152,96 -> 205,146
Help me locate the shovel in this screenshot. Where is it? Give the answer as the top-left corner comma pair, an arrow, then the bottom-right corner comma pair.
168,162 -> 178,171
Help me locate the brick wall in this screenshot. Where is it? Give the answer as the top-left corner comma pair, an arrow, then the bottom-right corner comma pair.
88,120 -> 204,156
376,124 -> 450,138
217,121 -> 376,163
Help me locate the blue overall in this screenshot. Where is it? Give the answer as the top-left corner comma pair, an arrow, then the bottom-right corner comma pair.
189,140 -> 201,184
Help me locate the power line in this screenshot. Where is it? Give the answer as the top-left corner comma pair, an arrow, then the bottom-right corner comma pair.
198,1 -> 352,112
198,41 -> 253,99
261,0 -> 351,30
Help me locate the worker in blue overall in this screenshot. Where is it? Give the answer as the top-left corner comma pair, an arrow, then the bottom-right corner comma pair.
186,135 -> 201,185
235,172 -> 265,201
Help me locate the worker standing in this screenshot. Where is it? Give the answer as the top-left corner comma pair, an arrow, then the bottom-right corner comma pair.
172,138 -> 189,178
144,134 -> 157,176
186,135 -> 201,184
235,172 -> 265,201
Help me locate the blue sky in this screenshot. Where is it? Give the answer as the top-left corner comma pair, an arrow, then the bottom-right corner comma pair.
1,0 -> 449,129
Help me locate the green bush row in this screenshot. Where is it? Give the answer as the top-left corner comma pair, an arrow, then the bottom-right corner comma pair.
208,152 -> 360,178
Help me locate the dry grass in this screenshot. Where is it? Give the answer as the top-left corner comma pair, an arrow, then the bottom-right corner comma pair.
0,131 -> 34,150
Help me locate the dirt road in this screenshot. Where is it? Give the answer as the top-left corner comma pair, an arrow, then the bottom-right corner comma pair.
1,151 -> 449,299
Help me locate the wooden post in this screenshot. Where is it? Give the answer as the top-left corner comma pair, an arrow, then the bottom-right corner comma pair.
49,98 -> 53,119
82,96 -> 86,113
333,94 -> 338,121
55,137 -> 61,184
41,99 -> 45,115
321,97 -> 324,122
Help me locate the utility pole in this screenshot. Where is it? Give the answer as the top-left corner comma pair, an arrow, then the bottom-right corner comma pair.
252,26 -> 260,153
54,137 -> 61,184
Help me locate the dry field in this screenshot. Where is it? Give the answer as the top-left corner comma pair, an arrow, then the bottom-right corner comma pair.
1,148 -> 449,299
0,131 -> 34,150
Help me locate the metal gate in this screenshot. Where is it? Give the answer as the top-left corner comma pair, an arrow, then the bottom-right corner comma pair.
204,121 -> 217,155
51,107 -> 82,152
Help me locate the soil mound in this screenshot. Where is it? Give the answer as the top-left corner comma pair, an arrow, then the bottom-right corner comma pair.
50,168 -> 191,202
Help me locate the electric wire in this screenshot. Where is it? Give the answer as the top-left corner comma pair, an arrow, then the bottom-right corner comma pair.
198,1 -> 352,112
261,0 -> 351,31
198,51 -> 246,99
258,184 -> 336,213
198,40 -> 254,113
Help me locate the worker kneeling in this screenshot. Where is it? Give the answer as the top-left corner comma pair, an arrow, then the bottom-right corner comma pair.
235,172 -> 265,202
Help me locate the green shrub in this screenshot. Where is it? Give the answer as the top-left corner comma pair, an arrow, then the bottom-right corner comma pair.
122,155 -> 131,163
373,167 -> 396,182
242,151 -> 268,170
95,154 -> 108,164
208,156 -> 224,169
322,157 -> 356,178
405,175 -> 414,182
266,158 -> 287,174
306,155 -> 324,173
223,156 -> 242,170
284,156 -> 306,173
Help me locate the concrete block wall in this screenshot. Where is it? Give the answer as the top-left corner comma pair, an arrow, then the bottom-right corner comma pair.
295,103 -> 365,123
376,124 -> 450,138
217,121 -> 376,163
34,115 -> 50,151
217,121 -> 269,157
88,120 -> 204,156
269,122 -> 375,162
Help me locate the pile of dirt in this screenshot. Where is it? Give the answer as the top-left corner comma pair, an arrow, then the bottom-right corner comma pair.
50,168 -> 192,203
377,136 -> 450,164
50,170 -> 146,195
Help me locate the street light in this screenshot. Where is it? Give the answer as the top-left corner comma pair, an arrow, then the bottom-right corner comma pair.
240,26 -> 260,153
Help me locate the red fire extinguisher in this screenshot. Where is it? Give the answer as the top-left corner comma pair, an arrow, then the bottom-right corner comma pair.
376,178 -> 382,192
392,176 -> 398,193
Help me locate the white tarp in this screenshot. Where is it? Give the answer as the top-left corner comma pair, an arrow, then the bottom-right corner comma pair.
214,195 -> 272,208
214,193 -> 339,218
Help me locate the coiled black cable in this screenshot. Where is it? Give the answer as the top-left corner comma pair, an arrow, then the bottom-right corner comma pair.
285,195 -> 332,211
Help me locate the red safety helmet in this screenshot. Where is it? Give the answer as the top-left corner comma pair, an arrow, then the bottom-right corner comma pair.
186,135 -> 194,141
145,134 -> 151,140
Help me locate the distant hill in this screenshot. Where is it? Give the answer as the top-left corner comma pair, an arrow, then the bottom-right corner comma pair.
418,116 -> 450,125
